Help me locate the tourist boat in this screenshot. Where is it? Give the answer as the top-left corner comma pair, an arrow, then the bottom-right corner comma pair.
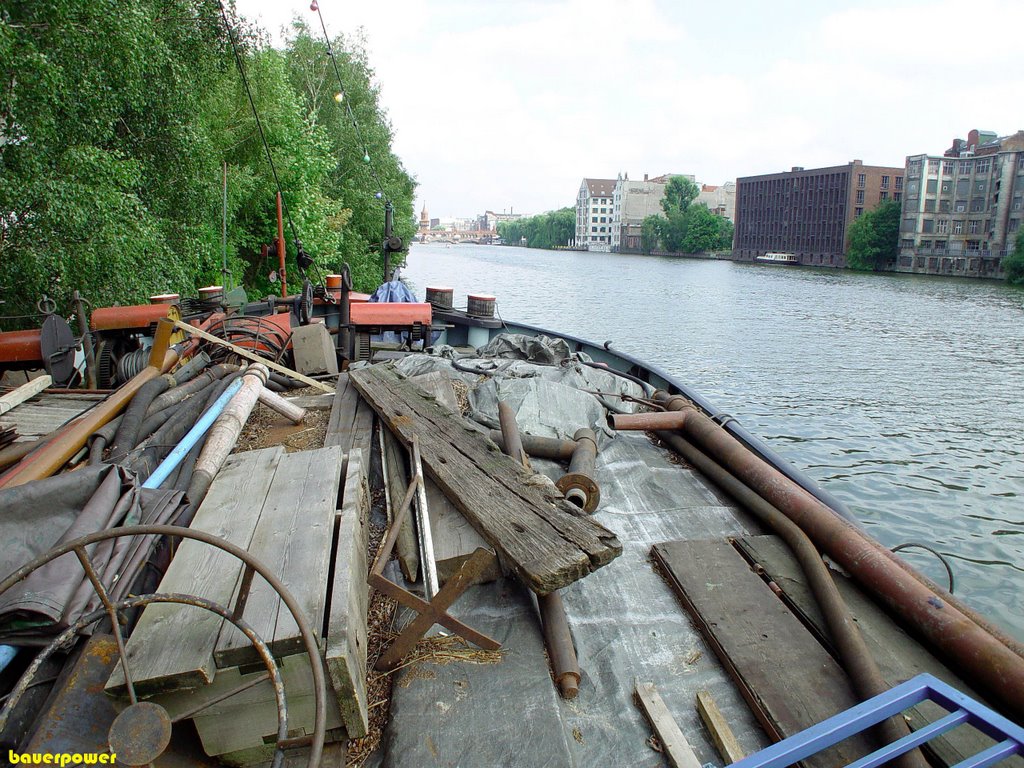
754,251 -> 801,265
2,282 -> 1022,768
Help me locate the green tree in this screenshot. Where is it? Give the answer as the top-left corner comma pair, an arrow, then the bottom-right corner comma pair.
1003,234 -> 1024,285
846,200 -> 901,271
641,215 -> 661,253
497,208 -> 574,250
661,176 -> 699,216
681,204 -> 725,253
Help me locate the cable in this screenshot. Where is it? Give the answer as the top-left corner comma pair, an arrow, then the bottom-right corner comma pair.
310,1 -> 390,204
216,2 -> 302,249
892,542 -> 956,594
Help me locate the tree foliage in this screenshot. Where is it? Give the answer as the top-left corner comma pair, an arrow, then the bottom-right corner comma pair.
0,1 -> 414,328
641,175 -> 733,255
1004,233 -> 1024,286
497,208 -> 575,250
845,200 -> 901,271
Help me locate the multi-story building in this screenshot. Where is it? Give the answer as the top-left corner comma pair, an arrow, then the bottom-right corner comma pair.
575,178 -> 616,251
610,173 -> 676,252
478,210 -> 522,232
897,129 -> 1024,279
696,182 -> 736,221
734,160 -> 904,267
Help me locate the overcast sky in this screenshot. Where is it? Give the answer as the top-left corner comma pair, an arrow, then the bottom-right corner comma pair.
233,0 -> 1023,220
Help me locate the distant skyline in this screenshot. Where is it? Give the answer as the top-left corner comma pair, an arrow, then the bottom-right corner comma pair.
234,0 -> 1024,220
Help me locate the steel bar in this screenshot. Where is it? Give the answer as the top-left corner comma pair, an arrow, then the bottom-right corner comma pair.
411,436 -> 439,601
72,291 -> 98,390
487,430 -> 577,461
614,394 -> 1024,721
653,428 -> 924,767
375,548 -> 497,671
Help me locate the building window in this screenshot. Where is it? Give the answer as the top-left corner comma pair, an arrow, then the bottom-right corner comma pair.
976,159 -> 990,174
895,176 -> 904,190
857,173 -> 866,187
1010,219 -> 1020,232
958,160 -> 973,174
926,179 -> 938,194
599,216 -> 606,223
939,199 -> 951,213
894,192 -> 902,202
940,181 -> 951,194
969,220 -> 980,234
856,189 -> 865,204
1014,196 -> 1023,211
855,207 -> 864,217
928,158 -> 940,172
937,219 -> 949,234
880,191 -> 889,201
955,201 -> 966,213
908,160 -> 922,177
591,226 -> 597,233
920,240 -> 932,250
942,161 -> 955,175
953,221 -> 963,235
881,176 -> 890,189
924,199 -> 936,212
592,216 -> 597,223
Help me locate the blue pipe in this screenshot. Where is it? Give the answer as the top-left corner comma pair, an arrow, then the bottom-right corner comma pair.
142,377 -> 244,490
0,644 -> 18,673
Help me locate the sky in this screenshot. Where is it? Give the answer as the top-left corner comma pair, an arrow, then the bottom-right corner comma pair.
233,0 -> 1024,220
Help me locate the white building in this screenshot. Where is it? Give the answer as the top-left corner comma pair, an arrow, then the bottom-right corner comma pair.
696,182 -> 736,222
575,178 -> 617,251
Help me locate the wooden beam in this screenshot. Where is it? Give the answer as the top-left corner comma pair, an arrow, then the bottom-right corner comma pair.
171,319 -> 334,393
696,689 -> 746,765
350,363 -> 621,594
0,375 -> 51,416
634,681 -> 703,768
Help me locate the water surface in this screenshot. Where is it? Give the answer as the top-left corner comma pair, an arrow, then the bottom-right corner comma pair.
403,243 -> 1024,640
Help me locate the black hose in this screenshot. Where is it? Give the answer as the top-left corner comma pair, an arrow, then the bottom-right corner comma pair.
268,371 -> 305,389
108,376 -> 172,461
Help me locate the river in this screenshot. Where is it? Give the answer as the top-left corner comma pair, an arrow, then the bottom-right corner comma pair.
401,242 -> 1024,641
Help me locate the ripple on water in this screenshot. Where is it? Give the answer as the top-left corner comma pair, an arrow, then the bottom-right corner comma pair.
403,243 -> 1024,640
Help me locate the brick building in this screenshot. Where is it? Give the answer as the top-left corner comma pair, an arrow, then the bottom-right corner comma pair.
897,129 -> 1024,279
734,160 -> 903,267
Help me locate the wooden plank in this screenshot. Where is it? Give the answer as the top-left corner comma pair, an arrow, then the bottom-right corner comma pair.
734,535 -> 1024,768
214,446 -> 344,667
425,476 -> 500,585
172,319 -> 334,393
282,393 -> 334,411
325,449 -> 370,738
0,375 -> 51,416
381,426 -> 419,582
652,538 -> 874,768
324,373 -> 374,483
410,370 -> 460,412
350,363 -> 621,594
696,689 -> 746,765
635,681 -> 703,768
107,447 -> 284,695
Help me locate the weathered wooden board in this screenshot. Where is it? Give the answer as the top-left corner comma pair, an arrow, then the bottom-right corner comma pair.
350,363 -> 621,594
4,393 -> 104,441
381,426 -> 419,582
156,652 -> 344,758
214,446 -> 343,667
410,370 -> 460,412
107,447 -> 284,695
635,681 -> 703,768
734,535 -> 1024,768
696,689 -> 746,765
325,449 -> 370,738
652,538 -> 874,768
425,476 -> 501,585
324,372 -> 374,483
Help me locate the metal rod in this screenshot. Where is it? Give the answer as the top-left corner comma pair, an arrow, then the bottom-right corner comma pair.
555,427 -> 600,513
411,436 -> 439,600
497,400 -> 529,468
276,192 -> 287,297
73,546 -> 137,705
72,291 -> 97,389
233,564 -> 256,622
487,430 -> 577,461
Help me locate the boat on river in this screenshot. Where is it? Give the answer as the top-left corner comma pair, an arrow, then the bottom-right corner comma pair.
1,281 -> 1023,768
755,251 -> 801,265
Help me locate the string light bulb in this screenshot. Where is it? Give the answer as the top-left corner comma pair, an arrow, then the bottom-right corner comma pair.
363,153 -> 371,163
334,92 -> 344,103
375,191 -> 383,199
310,1 -> 319,11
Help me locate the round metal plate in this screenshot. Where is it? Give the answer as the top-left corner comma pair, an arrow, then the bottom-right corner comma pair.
555,472 -> 601,513
39,314 -> 77,386
108,701 -> 172,766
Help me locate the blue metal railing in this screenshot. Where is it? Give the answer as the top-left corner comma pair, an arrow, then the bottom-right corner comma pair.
729,673 -> 1024,768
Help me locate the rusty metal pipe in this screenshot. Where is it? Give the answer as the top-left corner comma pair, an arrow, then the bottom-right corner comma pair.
614,394 -> 1024,720
654,428 -> 924,765
487,431 -> 577,461
0,346 -> 180,488
556,428 -> 600,513
497,401 -> 581,700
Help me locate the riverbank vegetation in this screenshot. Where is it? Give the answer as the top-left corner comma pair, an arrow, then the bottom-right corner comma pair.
846,200 -> 900,271
1004,233 -> 1024,285
496,208 -> 574,249
0,1 -> 414,327
641,176 -> 733,255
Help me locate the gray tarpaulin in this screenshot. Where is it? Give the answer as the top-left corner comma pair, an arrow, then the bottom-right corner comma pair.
379,339 -> 770,767
0,464 -> 187,640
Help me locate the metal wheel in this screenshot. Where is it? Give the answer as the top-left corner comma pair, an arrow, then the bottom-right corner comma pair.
0,525 -> 326,768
